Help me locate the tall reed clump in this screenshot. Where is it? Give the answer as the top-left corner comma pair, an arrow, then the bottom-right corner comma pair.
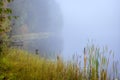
83,44 -> 119,80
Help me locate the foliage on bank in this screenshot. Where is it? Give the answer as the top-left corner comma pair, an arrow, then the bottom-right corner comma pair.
0,0 -> 15,53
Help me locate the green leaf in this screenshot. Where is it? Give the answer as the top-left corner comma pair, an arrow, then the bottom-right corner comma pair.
7,0 -> 13,3
8,16 -> 12,20
5,8 -> 12,14
0,75 -> 5,80
14,16 -> 19,19
0,1 -> 4,6
0,8 -> 3,14
7,0 -> 11,2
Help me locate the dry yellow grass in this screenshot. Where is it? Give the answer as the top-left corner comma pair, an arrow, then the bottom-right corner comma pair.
0,48 -> 83,80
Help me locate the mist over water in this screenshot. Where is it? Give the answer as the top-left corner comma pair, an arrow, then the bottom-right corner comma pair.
55,0 -> 120,61
10,0 -> 63,58
10,0 -> 120,61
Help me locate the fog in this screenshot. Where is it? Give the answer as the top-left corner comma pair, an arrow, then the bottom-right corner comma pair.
10,0 -> 120,60
55,0 -> 120,60
10,0 -> 63,58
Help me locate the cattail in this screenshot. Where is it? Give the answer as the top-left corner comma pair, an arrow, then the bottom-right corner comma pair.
35,49 -> 39,55
100,69 -> 107,80
57,55 -> 60,61
84,48 -> 87,78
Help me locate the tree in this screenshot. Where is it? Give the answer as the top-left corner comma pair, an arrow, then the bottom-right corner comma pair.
0,0 -> 14,53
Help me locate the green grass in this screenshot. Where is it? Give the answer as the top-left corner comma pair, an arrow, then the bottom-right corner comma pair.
0,45 -> 119,80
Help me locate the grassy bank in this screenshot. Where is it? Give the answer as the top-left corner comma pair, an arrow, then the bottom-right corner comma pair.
0,46 -> 119,80
0,48 -> 81,80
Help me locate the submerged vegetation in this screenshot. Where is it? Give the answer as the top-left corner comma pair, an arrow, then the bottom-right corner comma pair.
0,44 -> 119,80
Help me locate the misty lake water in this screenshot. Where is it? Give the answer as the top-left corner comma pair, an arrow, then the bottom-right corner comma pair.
11,0 -> 120,62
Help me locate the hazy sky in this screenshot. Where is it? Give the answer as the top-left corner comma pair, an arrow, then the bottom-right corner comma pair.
55,0 -> 120,60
